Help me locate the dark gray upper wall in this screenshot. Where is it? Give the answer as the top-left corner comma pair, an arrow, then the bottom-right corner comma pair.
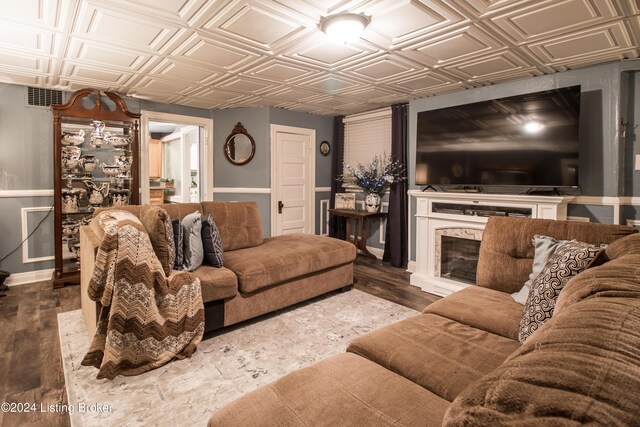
0,83 -> 54,190
409,60 -> 640,197
211,107 -> 270,188
269,108 -> 335,187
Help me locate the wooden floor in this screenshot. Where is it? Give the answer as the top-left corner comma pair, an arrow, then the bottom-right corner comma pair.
0,256 -> 438,426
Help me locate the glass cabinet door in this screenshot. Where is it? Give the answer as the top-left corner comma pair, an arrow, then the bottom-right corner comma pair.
52,89 -> 140,288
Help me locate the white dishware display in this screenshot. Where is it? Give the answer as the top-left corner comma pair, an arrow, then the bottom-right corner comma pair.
61,129 -> 85,146
79,155 -> 99,177
84,180 -> 110,210
62,146 -> 82,178
90,120 -> 106,148
101,164 -> 123,178
61,180 -> 82,213
104,132 -> 130,147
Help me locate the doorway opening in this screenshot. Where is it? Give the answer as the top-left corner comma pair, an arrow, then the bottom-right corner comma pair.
140,112 -> 213,204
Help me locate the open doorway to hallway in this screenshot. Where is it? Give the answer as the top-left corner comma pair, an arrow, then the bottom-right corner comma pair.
140,112 -> 213,205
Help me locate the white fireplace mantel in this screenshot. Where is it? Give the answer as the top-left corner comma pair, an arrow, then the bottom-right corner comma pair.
409,191 -> 574,297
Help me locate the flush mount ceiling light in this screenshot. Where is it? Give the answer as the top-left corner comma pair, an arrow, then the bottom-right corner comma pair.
320,13 -> 370,44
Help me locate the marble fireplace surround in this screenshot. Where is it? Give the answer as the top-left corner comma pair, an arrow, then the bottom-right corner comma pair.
434,228 -> 483,282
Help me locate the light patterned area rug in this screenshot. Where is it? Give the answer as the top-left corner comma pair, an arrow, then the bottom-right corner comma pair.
58,290 -> 418,427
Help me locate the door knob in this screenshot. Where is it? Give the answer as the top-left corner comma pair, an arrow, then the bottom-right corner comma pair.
278,201 -> 284,214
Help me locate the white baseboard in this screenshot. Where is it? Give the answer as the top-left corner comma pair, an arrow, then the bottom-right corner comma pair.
406,260 -> 416,273
4,268 -> 53,286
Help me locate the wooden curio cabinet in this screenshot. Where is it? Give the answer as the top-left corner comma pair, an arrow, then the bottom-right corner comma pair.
51,89 -> 140,288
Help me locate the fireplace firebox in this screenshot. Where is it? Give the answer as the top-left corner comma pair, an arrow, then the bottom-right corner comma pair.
440,236 -> 481,284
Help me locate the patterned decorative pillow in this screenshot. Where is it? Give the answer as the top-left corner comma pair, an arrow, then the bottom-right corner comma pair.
182,211 -> 203,272
518,240 -> 603,343
172,218 -> 184,270
511,235 -> 569,305
201,213 -> 224,268
139,205 -> 175,276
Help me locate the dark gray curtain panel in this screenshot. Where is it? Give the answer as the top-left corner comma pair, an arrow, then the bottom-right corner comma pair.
383,104 -> 408,267
329,116 -> 346,239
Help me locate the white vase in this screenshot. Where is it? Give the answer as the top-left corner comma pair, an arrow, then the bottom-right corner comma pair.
365,193 -> 381,212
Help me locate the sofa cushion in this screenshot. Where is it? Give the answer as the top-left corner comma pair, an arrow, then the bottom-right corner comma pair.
604,232 -> 640,260
223,234 -> 356,293
518,240 -> 602,342
190,265 -> 237,303
158,202 -> 203,222
423,286 -> 523,340
347,313 -> 520,402
208,352 -> 450,427
201,214 -> 224,268
476,217 -> 636,294
182,211 -> 204,272
201,201 -> 263,251
555,254 -> 640,315
443,297 -> 640,426
139,205 -> 175,276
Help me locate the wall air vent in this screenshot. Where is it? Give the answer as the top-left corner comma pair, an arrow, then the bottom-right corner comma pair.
27,86 -> 63,107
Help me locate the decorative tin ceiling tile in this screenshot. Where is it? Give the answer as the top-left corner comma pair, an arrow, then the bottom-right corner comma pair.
220,4 -> 301,46
0,0 -> 636,114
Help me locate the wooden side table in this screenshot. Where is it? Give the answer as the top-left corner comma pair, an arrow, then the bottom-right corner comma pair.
329,209 -> 387,259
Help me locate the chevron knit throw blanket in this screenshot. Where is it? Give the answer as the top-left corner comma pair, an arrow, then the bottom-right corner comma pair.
81,219 -> 204,380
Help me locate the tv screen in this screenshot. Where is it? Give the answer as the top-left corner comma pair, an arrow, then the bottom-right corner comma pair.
415,85 -> 581,188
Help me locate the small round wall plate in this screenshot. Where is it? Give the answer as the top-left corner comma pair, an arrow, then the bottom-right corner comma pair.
320,140 -> 330,156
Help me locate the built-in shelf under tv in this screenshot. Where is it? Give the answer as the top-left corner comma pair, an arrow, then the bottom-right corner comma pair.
415,85 -> 581,190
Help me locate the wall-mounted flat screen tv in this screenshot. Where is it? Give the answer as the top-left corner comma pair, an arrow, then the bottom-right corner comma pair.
415,85 -> 581,188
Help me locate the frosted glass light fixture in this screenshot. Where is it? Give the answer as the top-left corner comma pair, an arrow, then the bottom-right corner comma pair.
320,13 -> 370,43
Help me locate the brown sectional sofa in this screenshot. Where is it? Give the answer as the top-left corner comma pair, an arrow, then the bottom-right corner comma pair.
209,217 -> 640,426
80,201 -> 356,336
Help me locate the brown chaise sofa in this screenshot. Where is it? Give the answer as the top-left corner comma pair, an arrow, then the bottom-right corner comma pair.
209,217 -> 640,426
79,201 -> 356,336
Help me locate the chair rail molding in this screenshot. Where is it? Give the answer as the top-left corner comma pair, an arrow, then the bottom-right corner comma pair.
212,187 -> 271,194
0,189 -> 54,197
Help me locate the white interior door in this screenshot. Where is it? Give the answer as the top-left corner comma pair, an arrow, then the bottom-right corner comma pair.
272,127 -> 315,235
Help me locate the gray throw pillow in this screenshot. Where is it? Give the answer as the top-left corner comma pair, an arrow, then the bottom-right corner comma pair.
182,211 -> 203,272
511,235 -> 568,305
518,240 -> 603,343
201,214 -> 224,268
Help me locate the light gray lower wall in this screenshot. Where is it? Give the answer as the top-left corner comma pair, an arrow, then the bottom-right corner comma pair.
567,204 -> 615,224
622,205 -> 640,226
0,195 -> 55,275
315,191 -> 331,235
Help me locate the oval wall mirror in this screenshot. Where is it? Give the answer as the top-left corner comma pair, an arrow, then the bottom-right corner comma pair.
224,122 -> 255,166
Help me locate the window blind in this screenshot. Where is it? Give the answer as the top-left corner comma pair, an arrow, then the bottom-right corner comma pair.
343,108 -> 392,174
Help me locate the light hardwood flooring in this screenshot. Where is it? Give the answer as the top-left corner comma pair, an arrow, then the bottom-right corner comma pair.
0,256 -> 438,426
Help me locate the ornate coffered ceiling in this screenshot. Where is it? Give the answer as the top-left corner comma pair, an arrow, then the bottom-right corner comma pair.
0,0 -> 638,115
